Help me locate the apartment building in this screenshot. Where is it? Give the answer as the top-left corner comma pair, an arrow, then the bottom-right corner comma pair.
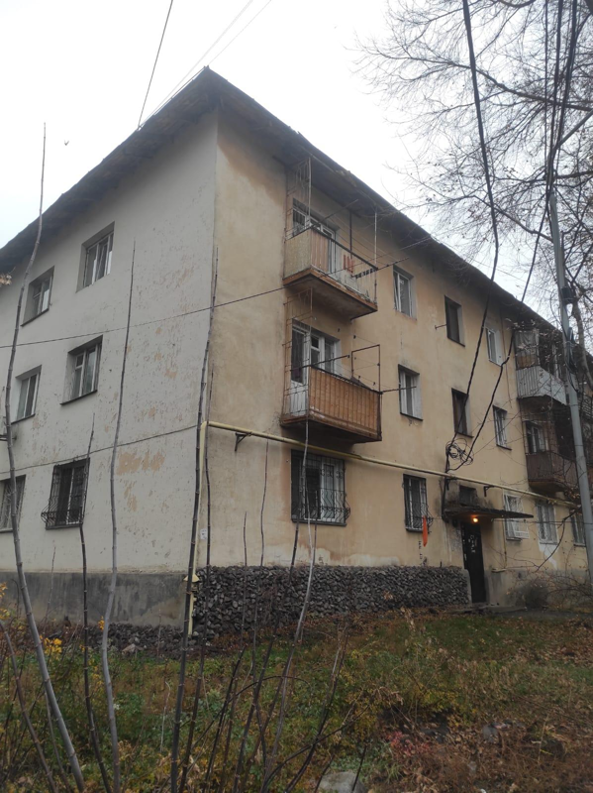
0,69 -> 589,626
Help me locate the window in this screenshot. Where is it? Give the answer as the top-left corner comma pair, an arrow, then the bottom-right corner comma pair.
493,407 -> 508,447
0,477 -> 25,531
399,367 -> 421,418
43,461 -> 88,529
503,493 -> 529,540
459,486 -> 477,505
67,340 -> 101,401
536,501 -> 557,543
16,369 -> 40,420
394,268 -> 413,316
403,475 -> 428,531
25,269 -> 53,321
82,229 -> 113,287
291,451 -> 347,524
452,389 -> 469,435
486,327 -> 502,364
291,323 -> 338,384
525,421 -> 546,454
445,297 -> 462,343
571,513 -> 586,546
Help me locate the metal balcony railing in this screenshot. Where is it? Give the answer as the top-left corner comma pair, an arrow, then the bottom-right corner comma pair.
284,227 -> 377,316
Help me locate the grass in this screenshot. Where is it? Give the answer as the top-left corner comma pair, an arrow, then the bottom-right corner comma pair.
2,611 -> 593,791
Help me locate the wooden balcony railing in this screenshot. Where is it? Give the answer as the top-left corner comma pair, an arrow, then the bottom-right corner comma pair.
526,451 -> 577,493
283,227 -> 377,319
282,367 -> 381,443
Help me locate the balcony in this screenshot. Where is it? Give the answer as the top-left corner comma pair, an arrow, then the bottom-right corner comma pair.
526,451 -> 577,494
516,365 -> 566,405
281,366 -> 381,443
283,227 -> 377,320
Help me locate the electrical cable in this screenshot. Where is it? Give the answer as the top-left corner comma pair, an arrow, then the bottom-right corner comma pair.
138,0 -> 176,128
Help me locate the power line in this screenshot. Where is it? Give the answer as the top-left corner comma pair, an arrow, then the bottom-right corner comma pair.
138,0 -> 176,128
209,0 -> 276,68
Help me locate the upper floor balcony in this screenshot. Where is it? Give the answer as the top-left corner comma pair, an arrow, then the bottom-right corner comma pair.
526,450 -> 577,494
283,227 -> 377,320
281,328 -> 381,443
516,365 -> 567,405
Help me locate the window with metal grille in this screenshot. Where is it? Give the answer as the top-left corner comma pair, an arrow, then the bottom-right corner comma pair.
25,269 -> 53,321
66,339 -> 101,401
394,267 -> 413,316
403,475 -> 428,531
493,407 -> 508,447
445,297 -> 462,343
16,369 -> 40,420
399,367 -> 421,418
291,451 -> 347,524
83,229 -> 113,288
571,513 -> 586,546
42,461 -> 88,529
536,500 -> 557,543
452,389 -> 469,435
0,476 -> 25,531
503,493 -> 529,540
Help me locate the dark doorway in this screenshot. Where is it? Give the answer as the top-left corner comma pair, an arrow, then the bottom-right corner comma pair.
461,522 -> 487,603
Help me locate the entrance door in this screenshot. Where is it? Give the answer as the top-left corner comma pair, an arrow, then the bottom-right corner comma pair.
460,522 -> 487,603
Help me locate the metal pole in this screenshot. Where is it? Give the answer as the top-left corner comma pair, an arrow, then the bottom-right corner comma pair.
550,191 -> 593,583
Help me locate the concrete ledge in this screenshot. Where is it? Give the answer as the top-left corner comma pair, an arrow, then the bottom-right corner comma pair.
0,570 -> 186,627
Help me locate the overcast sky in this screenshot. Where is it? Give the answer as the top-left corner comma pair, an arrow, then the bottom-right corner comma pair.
0,0 -> 530,300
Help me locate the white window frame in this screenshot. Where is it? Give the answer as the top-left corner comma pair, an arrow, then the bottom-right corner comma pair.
493,407 -> 508,447
68,341 -> 101,401
536,501 -> 557,543
399,367 -> 421,419
571,513 -> 586,546
26,270 -> 53,321
393,267 -> 414,317
16,369 -> 40,421
525,421 -> 546,454
486,326 -> 503,364
82,230 -> 113,288
503,493 -> 529,540
0,476 -> 25,531
403,475 -> 428,531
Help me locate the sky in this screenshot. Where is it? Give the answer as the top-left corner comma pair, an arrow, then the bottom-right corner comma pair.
0,0 -> 528,299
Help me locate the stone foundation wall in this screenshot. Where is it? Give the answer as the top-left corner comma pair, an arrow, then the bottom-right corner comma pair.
192,564 -> 469,638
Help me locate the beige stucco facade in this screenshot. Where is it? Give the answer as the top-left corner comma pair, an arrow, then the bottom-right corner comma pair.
0,70 -> 588,625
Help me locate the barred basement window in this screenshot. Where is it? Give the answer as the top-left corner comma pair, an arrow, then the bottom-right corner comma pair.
42,461 -> 88,529
0,476 -> 25,531
403,475 -> 428,531
291,451 -> 348,524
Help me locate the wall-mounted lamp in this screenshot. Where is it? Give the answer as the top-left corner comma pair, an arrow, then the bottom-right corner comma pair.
472,516 -> 479,524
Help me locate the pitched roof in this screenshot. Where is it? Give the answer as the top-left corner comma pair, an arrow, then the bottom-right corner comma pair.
0,67 -> 541,325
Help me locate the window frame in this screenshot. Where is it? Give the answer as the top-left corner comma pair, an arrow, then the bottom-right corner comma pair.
536,500 -> 557,544
291,450 -> 348,526
64,339 -> 102,403
503,493 -> 529,540
493,406 -> 508,448
23,269 -> 53,324
452,389 -> 470,436
15,368 -> 41,421
393,267 -> 414,317
403,475 -> 428,532
571,513 -> 586,546
525,420 -> 547,454
43,461 -> 88,530
486,326 -> 503,365
79,225 -> 114,290
444,297 -> 463,344
0,476 -> 25,532
398,367 -> 422,419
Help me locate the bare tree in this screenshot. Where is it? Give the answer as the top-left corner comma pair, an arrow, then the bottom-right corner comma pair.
3,125 -> 85,791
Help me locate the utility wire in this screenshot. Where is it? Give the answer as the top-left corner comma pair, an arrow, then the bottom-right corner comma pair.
138,0 -> 176,128
209,0 -> 276,68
